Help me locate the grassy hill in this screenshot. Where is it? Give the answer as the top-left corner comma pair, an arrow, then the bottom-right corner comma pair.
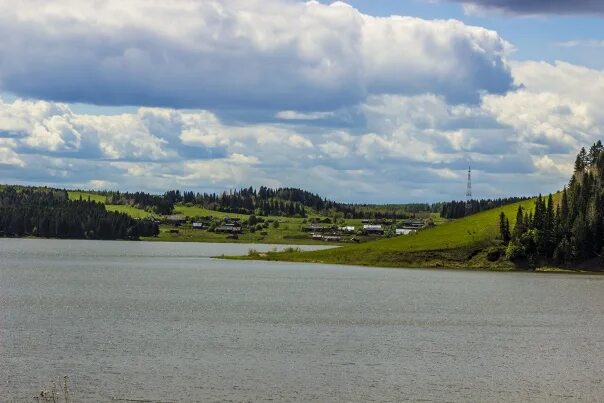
240,198 -> 541,270
65,190 -> 367,245
68,191 -> 154,219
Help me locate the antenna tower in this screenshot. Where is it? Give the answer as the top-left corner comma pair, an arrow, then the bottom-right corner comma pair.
466,165 -> 472,200
466,165 -> 472,214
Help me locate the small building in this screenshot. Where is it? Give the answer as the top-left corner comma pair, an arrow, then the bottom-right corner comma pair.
339,226 -> 355,233
396,228 -> 414,236
400,219 -> 425,229
303,225 -> 329,233
192,222 -> 206,230
216,225 -> 242,234
363,224 -> 384,235
322,235 -> 342,242
165,215 -> 187,226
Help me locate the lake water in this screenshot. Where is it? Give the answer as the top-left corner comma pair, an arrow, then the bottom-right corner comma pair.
1,239 -> 603,402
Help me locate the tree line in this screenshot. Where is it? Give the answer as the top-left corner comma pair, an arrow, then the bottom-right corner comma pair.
105,191 -> 174,215
440,197 -> 530,219
108,186 -> 416,219
499,141 -> 604,267
0,187 -> 159,240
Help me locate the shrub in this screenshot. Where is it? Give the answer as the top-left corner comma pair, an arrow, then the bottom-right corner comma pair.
486,246 -> 504,262
505,240 -> 525,261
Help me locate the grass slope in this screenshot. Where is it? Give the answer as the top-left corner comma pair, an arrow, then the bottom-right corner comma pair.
144,223 -> 331,245
67,191 -> 153,218
241,198 -> 540,270
173,205 -> 249,219
105,204 -> 154,219
67,191 -> 106,203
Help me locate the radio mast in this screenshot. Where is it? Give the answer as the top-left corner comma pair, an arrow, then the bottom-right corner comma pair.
466,165 -> 472,214
466,165 -> 472,200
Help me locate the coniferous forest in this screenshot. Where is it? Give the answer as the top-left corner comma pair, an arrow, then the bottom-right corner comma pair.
0,187 -> 159,240
440,197 -> 530,219
105,187 -> 416,219
500,141 -> 604,267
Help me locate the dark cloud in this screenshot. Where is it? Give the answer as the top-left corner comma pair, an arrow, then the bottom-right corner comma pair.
0,1 -> 513,110
447,0 -> 604,15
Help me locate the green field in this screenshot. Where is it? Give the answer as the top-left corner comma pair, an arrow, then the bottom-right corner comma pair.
158,205 -> 374,244
105,204 -> 154,219
67,191 -> 106,203
142,222 -> 332,245
173,205 -> 249,220
63,191 -> 370,245
238,198 -> 541,270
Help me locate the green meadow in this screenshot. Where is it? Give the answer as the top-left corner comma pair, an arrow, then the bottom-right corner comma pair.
68,191 -> 154,219
66,190 -> 370,245
67,191 -> 107,203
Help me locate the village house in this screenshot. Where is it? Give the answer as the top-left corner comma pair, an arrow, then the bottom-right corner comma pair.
165,215 -> 187,226
339,226 -> 355,233
216,222 -> 242,234
312,233 -> 342,242
303,224 -> 330,233
363,224 -> 384,235
396,228 -> 414,236
400,219 -> 425,229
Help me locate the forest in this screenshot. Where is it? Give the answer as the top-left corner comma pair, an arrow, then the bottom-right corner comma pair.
0,187 -> 159,240
440,197 -> 530,219
105,186 -> 416,219
499,141 -> 604,266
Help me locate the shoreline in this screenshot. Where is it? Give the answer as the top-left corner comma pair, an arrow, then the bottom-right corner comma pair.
0,235 -> 340,247
3,237 -> 602,274
221,249 -> 604,274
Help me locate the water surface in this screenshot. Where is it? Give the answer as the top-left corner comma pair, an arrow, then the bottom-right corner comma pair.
1,239 -> 603,401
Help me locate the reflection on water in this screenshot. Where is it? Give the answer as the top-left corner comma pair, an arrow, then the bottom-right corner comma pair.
1,239 -> 603,401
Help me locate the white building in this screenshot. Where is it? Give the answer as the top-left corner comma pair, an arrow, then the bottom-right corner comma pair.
339,226 -> 355,233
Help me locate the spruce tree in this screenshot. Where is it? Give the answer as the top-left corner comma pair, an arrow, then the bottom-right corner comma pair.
513,205 -> 525,239
499,212 -> 511,244
543,194 -> 556,258
575,147 -> 587,172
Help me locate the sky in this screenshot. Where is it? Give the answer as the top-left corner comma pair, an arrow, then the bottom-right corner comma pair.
0,0 -> 603,203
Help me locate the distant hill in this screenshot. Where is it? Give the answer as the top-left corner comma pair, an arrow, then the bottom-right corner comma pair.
69,187 -> 428,219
